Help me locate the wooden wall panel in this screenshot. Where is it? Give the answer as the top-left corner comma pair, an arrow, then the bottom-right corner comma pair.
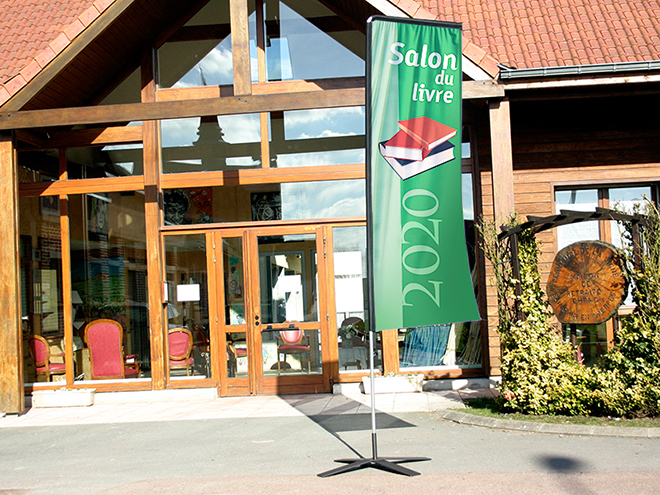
476,91 -> 660,378
0,134 -> 23,413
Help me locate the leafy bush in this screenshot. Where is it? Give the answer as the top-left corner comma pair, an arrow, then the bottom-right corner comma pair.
593,200 -> 660,417
480,200 -> 660,418
480,221 -> 591,415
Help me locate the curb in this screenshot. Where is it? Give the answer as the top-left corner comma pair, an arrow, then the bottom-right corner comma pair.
437,410 -> 660,439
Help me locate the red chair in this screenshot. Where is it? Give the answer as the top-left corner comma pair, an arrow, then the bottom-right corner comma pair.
276,324 -> 311,374
28,335 -> 66,381
168,327 -> 195,376
84,319 -> 140,379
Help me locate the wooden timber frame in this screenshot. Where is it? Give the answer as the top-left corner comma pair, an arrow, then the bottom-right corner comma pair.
0,0 -> 508,413
496,208 -> 649,361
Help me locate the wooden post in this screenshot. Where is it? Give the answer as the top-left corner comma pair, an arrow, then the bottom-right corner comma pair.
142,49 -> 167,390
570,323 -> 580,363
509,233 -> 523,320
488,98 -> 515,223
230,0 -> 251,96
0,132 -> 24,413
632,222 -> 642,271
381,329 -> 400,375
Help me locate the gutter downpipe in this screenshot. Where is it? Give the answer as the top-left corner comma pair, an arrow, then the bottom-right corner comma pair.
499,60 -> 660,81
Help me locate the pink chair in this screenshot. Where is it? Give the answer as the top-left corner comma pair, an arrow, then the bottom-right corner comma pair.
28,335 -> 66,381
84,319 -> 140,379
168,327 -> 195,376
276,324 -> 310,374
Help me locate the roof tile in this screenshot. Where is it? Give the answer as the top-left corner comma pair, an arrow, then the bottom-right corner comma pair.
79,6 -> 101,27
94,0 -> 114,13
49,32 -> 71,56
19,60 -> 41,83
424,0 -> 660,69
63,18 -> 85,41
4,74 -> 27,96
34,46 -> 57,69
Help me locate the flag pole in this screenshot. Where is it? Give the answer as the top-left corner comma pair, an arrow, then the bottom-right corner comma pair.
318,15 -> 441,478
317,325 -> 430,477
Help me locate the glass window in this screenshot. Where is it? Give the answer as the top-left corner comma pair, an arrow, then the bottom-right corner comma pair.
222,237 -> 245,326
20,196 -> 66,385
164,234 -> 212,379
99,67 -> 141,105
562,323 -> 608,367
333,226 -> 378,373
227,331 -> 247,378
256,0 -> 365,82
398,174 -> 481,371
17,150 -> 59,184
609,186 -> 653,306
158,0 -> 234,89
555,189 -> 599,250
258,234 -> 318,323
69,192 -> 150,382
163,180 -> 365,225
554,184 -> 656,361
67,140 -> 144,178
161,115 -> 261,174
609,186 -> 652,249
258,233 -> 322,376
269,107 -> 365,168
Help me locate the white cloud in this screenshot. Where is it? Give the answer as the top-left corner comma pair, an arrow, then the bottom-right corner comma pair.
281,180 -> 365,220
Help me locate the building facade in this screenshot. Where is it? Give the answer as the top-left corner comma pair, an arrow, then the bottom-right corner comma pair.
1,0 -> 659,413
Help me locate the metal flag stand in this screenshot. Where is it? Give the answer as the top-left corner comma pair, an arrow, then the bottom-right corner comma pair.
317,326 -> 430,477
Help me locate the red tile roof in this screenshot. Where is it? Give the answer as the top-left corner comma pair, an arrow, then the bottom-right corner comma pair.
1,0 -> 660,108
420,0 -> 660,69
0,0 -> 113,106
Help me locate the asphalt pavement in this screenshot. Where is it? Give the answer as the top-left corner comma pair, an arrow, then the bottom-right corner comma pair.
1,390 -> 660,494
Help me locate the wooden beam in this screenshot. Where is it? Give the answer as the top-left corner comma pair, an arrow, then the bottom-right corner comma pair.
255,0 -> 266,84
15,129 -> 45,148
141,48 -> 167,391
0,133 -> 23,414
463,80 -> 505,100
44,125 -> 143,149
0,0 -> 136,113
156,78 -> 496,101
159,163 -> 365,189
19,176 -> 145,197
0,88 -> 366,130
489,98 -> 515,223
2,81 -> 496,132
156,76 -> 366,101
230,0 -> 251,96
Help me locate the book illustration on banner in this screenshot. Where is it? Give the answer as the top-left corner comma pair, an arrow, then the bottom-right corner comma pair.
379,116 -> 456,180
380,141 -> 454,180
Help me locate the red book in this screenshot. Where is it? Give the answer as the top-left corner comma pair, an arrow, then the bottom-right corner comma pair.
397,116 -> 456,150
380,129 -> 430,161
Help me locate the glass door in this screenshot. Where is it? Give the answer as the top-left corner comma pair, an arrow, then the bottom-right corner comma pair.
213,231 -> 250,396
215,226 -> 329,396
253,228 -> 325,395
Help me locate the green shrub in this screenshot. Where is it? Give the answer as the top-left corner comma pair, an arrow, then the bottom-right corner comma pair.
480,200 -> 660,418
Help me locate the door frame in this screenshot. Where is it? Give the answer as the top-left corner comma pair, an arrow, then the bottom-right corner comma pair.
162,218 -> 365,396
215,224 -> 332,396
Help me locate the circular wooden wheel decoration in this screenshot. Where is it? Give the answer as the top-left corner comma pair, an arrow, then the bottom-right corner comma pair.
547,240 -> 628,325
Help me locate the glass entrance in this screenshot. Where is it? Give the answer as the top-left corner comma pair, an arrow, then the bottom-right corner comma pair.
256,232 -> 323,385
214,227 -> 327,396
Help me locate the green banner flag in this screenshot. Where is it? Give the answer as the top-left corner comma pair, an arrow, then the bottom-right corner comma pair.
367,16 -> 480,331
